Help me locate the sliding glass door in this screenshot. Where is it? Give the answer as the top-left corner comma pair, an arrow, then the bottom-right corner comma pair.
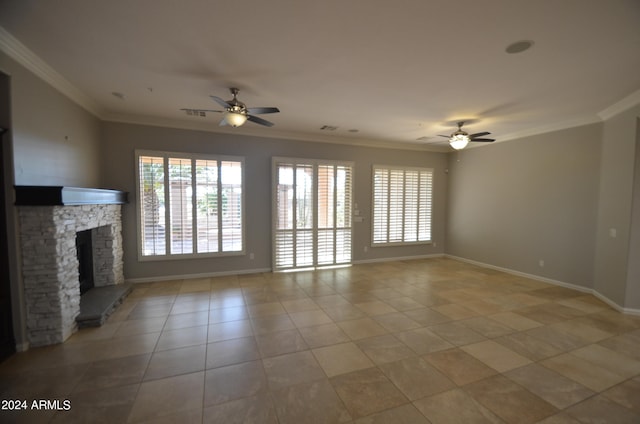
273,158 -> 353,271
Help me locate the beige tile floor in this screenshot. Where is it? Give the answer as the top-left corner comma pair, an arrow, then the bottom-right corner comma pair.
1,257 -> 640,423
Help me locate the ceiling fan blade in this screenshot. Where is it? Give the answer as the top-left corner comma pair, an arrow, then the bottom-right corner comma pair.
470,138 -> 495,142
218,118 -> 229,126
437,135 -> 451,138
210,95 -> 231,108
247,106 -> 280,114
247,114 -> 274,127
469,131 -> 490,138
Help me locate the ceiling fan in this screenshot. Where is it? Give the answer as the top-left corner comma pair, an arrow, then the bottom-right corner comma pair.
181,87 -> 279,128
438,121 -> 495,150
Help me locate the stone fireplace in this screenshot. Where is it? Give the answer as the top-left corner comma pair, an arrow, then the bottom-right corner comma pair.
15,186 -> 127,347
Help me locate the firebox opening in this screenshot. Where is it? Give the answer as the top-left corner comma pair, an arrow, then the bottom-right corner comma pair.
76,229 -> 94,295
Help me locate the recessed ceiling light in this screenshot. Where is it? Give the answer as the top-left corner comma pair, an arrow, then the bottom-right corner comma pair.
505,40 -> 534,54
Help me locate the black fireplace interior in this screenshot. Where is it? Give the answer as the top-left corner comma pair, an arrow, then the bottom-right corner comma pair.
76,229 -> 94,295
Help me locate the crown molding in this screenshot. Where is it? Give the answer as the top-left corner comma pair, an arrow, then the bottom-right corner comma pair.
496,115 -> 602,144
102,111 -> 449,152
598,89 -> 640,121
0,26 -> 104,118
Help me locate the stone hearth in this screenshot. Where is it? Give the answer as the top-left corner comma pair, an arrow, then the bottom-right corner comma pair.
16,186 -> 127,347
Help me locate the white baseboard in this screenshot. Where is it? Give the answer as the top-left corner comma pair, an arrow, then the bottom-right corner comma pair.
445,254 -> 640,316
125,255 -> 447,282
122,254 -> 640,316
125,267 -> 273,284
590,291 -> 640,316
353,253 -> 445,265
446,255 -> 592,293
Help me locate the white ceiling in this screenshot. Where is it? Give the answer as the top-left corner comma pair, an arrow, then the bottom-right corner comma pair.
1,0 -> 639,151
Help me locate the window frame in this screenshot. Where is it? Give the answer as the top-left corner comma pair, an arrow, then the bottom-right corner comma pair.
135,149 -> 245,261
371,164 -> 433,247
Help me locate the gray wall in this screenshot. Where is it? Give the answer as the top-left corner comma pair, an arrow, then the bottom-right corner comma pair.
0,50 -> 102,349
446,123 -> 602,289
626,118 -> 640,309
101,122 -> 447,281
594,104 -> 640,308
0,50 -> 101,186
3,42 -> 640,308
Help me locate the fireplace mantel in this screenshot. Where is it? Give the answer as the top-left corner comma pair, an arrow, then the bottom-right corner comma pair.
14,186 -> 128,206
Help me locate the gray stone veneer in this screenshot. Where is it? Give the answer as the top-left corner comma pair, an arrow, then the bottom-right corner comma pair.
18,204 -> 124,346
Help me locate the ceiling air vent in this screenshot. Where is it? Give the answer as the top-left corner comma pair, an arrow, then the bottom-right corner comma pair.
320,125 -> 338,131
184,109 -> 206,117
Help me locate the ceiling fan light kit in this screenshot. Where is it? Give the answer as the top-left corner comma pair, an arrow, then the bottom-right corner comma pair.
449,133 -> 470,150
224,111 -> 248,127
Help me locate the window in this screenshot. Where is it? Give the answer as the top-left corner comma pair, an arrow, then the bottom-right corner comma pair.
273,158 -> 353,271
136,151 -> 244,259
372,165 -> 432,245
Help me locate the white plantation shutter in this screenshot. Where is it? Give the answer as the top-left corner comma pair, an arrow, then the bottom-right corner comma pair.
275,164 -> 294,268
372,166 -> 433,245
295,164 -> 314,267
317,164 -> 334,266
273,158 -> 353,271
335,165 -> 352,263
136,151 -> 244,259
403,170 -> 419,242
389,170 -> 404,242
317,164 -> 352,265
195,159 -> 219,253
418,170 -> 433,241
221,161 -> 243,252
169,158 -> 193,254
372,168 -> 388,244
139,156 -> 166,256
